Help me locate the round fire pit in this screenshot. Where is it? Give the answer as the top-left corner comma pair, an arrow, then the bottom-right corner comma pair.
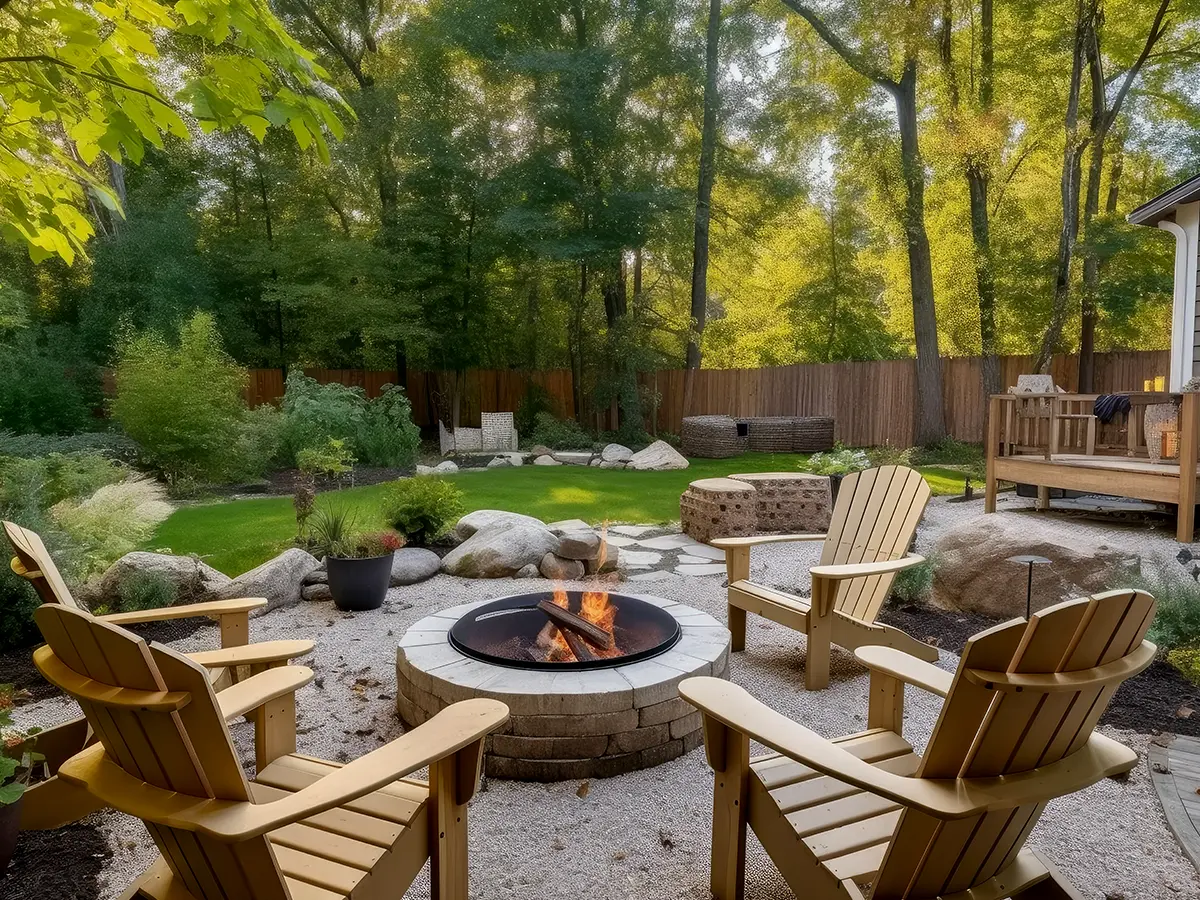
396,593 -> 729,781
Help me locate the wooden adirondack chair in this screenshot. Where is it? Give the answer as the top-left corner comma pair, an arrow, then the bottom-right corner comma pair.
4,520 -> 315,830
681,589 -> 1156,900
34,603 -> 509,900
713,465 -> 937,690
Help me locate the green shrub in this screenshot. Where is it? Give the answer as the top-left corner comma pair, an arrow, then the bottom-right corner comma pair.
280,373 -> 364,462
297,438 -> 356,482
0,430 -> 141,464
50,477 -> 174,578
111,312 -> 249,482
116,570 -> 177,612
1128,562 -> 1200,653
866,443 -> 916,468
225,405 -> 283,482
356,385 -> 421,468
889,556 -> 937,604
384,477 -> 464,545
1168,647 -> 1200,685
0,341 -> 100,435
0,452 -> 125,510
915,438 -> 984,467
801,444 -> 870,476
515,383 -> 555,438
529,411 -> 593,451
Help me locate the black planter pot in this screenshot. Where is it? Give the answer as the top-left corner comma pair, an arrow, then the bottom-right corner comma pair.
0,795 -> 22,872
327,552 -> 394,612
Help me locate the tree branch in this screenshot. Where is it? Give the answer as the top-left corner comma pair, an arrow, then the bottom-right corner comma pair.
777,0 -> 895,85
0,55 -> 174,107
285,0 -> 370,87
1105,0 -> 1172,131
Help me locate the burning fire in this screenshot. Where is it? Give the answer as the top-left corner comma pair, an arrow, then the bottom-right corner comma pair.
537,524 -> 618,662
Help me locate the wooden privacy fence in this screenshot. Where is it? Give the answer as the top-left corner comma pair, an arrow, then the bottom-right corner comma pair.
246,350 -> 1168,446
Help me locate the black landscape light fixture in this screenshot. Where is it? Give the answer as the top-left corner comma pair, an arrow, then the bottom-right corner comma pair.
1006,554 -> 1052,619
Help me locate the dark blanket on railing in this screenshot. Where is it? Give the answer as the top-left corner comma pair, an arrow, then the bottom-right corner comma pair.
1094,394 -> 1132,423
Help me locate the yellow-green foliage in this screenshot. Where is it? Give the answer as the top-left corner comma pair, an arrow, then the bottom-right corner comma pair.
51,477 -> 173,578
1168,647 -> 1200,685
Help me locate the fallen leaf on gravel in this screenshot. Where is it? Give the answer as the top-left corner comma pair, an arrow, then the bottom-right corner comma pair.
576,781 -> 590,798
1176,706 -> 1193,719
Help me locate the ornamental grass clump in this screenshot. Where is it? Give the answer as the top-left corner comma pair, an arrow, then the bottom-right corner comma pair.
50,477 -> 173,578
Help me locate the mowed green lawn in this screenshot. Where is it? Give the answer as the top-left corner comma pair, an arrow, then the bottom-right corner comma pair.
150,453 -> 970,575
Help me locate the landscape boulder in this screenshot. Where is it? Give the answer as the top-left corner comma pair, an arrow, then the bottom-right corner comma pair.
515,564 -> 541,578
533,455 -> 562,466
487,456 -> 511,468
303,567 -> 328,585
557,530 -> 602,561
553,451 -> 593,466
530,444 -> 554,457
585,542 -> 619,574
433,460 -> 459,474
599,460 -> 626,469
218,548 -> 321,611
441,523 -> 560,578
627,440 -> 688,471
302,583 -> 332,602
601,443 -> 633,463
97,552 -> 232,608
539,553 -> 586,580
453,509 -> 550,542
547,518 -> 592,535
391,547 -> 441,586
931,518 -> 1137,617
416,465 -> 435,476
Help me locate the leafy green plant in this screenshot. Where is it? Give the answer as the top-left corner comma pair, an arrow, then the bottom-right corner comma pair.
1128,562 -> 1200,653
116,571 -> 177,613
515,383 -> 555,437
280,373 -> 365,463
0,684 -> 42,805
356,385 -> 422,468
297,438 -> 357,483
50,477 -> 174,578
915,438 -> 985,467
528,411 -> 594,451
801,444 -> 871,476
384,477 -> 464,545
111,312 -> 249,482
866,443 -> 916,468
293,477 -> 317,538
0,340 -> 100,435
308,504 -> 357,559
226,404 -> 284,482
0,431 -> 141,464
889,556 -> 938,604
1167,647 -> 1200,685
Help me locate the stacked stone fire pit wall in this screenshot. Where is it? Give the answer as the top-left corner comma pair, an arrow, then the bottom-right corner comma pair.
395,597 -> 730,781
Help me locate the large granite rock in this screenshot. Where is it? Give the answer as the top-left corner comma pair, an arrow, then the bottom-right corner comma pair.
627,440 -> 689,471
391,548 -> 441,586
218,548 -> 321,611
441,523 -> 560,578
487,456 -> 512,468
453,509 -> 549,542
433,460 -> 459,474
302,583 -> 332,602
601,443 -> 633,463
932,518 -> 1136,617
547,518 -> 592,535
539,552 -> 585,580
557,530 -> 601,560
98,552 -> 232,607
533,455 -> 562,466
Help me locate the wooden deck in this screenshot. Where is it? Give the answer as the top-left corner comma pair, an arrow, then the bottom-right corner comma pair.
1150,735 -> 1200,870
986,392 -> 1200,542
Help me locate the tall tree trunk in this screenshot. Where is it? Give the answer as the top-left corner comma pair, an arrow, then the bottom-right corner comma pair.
975,0 -> 1001,415
825,202 -> 840,362
892,66 -> 947,445
687,0 -> 721,371
1035,0 -> 1092,374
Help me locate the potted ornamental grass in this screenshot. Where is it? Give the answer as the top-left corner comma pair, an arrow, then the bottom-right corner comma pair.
311,506 -> 403,612
1,684 -> 42,872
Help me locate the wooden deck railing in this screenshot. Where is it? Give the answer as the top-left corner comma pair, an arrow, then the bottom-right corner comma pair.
985,391 -> 1200,541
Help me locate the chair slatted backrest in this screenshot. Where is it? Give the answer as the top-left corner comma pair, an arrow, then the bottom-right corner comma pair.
870,590 -> 1156,899
33,605 -> 291,900
817,467 -> 931,623
5,520 -> 81,608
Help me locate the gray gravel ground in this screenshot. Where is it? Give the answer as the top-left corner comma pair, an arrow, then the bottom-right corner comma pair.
20,497 -> 1200,899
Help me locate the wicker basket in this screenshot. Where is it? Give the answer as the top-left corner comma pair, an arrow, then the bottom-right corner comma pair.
745,417 -> 795,452
681,415 -> 748,459
792,416 -> 835,452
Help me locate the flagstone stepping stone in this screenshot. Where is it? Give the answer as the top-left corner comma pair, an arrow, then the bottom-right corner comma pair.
609,525 -> 655,537
602,534 -> 640,547
621,550 -> 664,567
677,555 -> 715,565
681,543 -> 726,560
675,563 -> 728,576
639,533 -> 703,551
628,570 -> 677,582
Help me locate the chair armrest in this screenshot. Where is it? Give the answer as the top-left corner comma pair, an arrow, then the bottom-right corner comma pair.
188,640 -> 314,671
678,676 -> 1135,820
216,666 -> 314,720
61,698 -> 511,840
810,554 -> 925,581
710,534 -> 826,549
99,597 -> 267,626
855,646 -> 952,698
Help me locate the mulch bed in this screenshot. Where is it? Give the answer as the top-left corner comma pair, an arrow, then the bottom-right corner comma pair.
880,603 -> 1200,738
2,820 -> 110,900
